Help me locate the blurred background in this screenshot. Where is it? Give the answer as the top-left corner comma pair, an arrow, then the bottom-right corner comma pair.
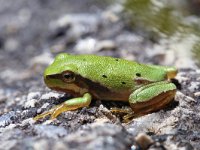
0,0 -> 200,106
0,0 -> 200,90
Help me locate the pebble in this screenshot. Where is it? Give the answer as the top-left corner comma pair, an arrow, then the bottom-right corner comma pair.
0,95 -> 7,104
32,139 -> 49,150
95,40 -> 116,51
49,14 -> 99,43
40,92 -> 61,100
74,38 -> 116,53
24,99 -> 37,108
30,52 -> 54,66
27,92 -> 41,101
23,92 -> 41,108
74,38 -> 97,53
188,82 -> 199,92
135,133 -> 154,150
37,103 -> 50,113
194,92 -> 200,97
0,111 -> 16,127
4,38 -> 19,52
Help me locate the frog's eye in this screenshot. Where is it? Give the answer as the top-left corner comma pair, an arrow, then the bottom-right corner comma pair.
62,71 -> 75,83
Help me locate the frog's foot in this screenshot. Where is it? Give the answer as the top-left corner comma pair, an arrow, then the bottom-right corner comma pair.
110,107 -> 135,122
33,109 -> 55,120
122,112 -> 135,123
129,81 -> 176,116
33,93 -> 92,121
110,107 -> 132,114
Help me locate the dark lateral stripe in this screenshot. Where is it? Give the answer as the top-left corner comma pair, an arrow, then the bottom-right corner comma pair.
46,73 -> 112,96
46,74 -> 62,79
47,72 -> 130,100
75,74 -> 111,93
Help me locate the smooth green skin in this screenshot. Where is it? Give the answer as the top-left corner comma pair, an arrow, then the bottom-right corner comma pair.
41,53 -> 177,119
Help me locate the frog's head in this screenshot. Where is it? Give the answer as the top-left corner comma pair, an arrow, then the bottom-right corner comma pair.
43,53 -> 86,95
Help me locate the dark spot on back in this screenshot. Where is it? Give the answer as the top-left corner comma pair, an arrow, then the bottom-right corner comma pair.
121,81 -> 126,84
136,73 -> 141,77
115,59 -> 119,61
102,75 -> 107,78
82,58 -> 86,61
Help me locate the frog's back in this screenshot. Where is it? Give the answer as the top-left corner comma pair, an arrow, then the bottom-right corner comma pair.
55,53 -> 168,90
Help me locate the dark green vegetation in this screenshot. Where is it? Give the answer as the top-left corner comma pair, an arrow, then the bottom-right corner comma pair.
124,0 -> 200,65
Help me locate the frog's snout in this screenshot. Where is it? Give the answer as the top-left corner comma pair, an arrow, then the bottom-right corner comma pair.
43,75 -> 49,86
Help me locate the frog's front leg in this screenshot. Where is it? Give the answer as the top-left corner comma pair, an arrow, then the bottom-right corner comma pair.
129,81 -> 176,116
34,93 -> 92,120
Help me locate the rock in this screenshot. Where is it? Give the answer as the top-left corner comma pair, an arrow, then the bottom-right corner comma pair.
49,14 -> 100,43
74,38 -> 97,53
40,92 -> 61,100
27,92 -> 41,101
0,111 -> 16,127
74,38 -> 116,53
63,122 -> 133,150
95,40 -> 116,51
32,139 -> 50,150
4,38 -> 19,52
0,94 -> 7,104
30,52 -> 54,66
34,125 -> 68,138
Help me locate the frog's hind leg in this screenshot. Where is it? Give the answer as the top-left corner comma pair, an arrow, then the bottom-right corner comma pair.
129,81 -> 176,116
131,90 -> 176,116
34,93 -> 92,120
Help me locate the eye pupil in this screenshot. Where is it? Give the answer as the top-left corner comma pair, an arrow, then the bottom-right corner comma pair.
64,74 -> 72,79
62,71 -> 75,82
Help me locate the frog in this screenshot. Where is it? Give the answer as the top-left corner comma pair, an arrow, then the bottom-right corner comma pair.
34,53 -> 177,122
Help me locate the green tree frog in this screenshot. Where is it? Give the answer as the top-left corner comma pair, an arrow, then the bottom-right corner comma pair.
34,53 -> 177,121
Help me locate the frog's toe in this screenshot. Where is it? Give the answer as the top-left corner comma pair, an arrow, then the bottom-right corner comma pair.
122,112 -> 135,123
33,104 -> 67,121
33,105 -> 61,120
110,107 -> 135,122
50,104 -> 68,119
33,111 -> 53,121
110,107 -> 132,114
34,93 -> 92,121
